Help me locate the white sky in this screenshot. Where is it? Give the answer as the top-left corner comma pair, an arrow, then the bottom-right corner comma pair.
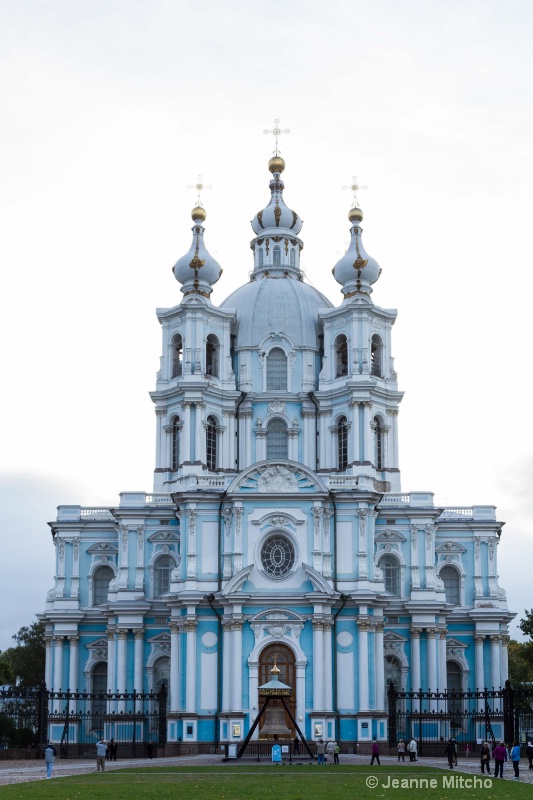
1,0 -> 532,651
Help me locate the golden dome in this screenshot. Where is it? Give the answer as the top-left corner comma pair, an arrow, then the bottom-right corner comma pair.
268,155 -> 286,174
191,206 -> 206,222
348,206 -> 364,223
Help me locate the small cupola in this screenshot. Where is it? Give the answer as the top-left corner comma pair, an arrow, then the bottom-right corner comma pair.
173,205 -> 222,299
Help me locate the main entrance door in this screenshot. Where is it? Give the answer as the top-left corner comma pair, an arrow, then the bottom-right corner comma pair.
258,643 -> 297,738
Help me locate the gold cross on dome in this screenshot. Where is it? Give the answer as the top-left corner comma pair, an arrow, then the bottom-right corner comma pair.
264,119 -> 290,156
342,175 -> 367,207
187,174 -> 212,207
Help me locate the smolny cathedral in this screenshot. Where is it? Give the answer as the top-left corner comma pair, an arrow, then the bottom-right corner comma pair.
40,141 -> 513,750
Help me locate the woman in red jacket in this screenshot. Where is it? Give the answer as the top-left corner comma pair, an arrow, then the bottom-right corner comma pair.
493,742 -> 507,778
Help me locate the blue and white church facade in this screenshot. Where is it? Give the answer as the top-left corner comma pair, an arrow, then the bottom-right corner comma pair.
40,152 -> 514,749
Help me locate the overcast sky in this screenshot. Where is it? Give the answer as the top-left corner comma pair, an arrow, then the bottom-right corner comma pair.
1,0 -> 532,651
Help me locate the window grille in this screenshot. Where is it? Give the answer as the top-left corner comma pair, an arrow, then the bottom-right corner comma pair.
154,555 -> 173,597
266,419 -> 288,460
379,555 -> 400,595
337,416 -> 348,470
335,335 -> 348,377
266,348 -> 287,391
172,418 -> 180,471
440,566 -> 460,605
206,416 -> 217,470
93,566 -> 114,605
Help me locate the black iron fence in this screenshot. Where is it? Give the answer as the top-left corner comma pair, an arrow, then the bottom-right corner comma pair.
0,685 -> 167,757
388,681 -> 533,756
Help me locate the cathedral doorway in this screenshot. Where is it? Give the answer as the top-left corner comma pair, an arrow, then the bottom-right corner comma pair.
258,643 -> 296,739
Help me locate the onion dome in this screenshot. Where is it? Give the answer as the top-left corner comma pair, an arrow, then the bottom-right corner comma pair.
251,158 -> 303,236
333,205 -> 381,301
173,206 -> 222,298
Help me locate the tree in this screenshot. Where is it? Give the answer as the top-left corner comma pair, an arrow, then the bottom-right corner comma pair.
508,639 -> 533,685
519,610 -> 533,639
0,620 -> 45,688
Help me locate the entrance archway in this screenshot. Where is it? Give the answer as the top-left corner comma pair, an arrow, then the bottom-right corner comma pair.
258,643 -> 296,738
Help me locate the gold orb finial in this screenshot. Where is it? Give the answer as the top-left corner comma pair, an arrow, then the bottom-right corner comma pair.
348,206 -> 363,223
270,654 -> 281,674
268,155 -> 285,174
191,205 -> 206,222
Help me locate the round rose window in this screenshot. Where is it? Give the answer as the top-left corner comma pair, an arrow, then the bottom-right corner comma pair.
260,534 -> 295,579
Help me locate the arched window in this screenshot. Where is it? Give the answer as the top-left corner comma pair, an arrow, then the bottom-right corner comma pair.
266,418 -> 288,460
154,656 -> 170,694
273,245 -> 281,266
371,334 -> 383,377
378,555 -> 400,596
172,334 -> 183,377
93,566 -> 114,606
447,661 -> 462,714
385,656 -> 402,711
440,566 -> 460,605
171,417 -> 180,471
290,248 -> 296,267
335,335 -> 348,377
206,334 -> 219,377
337,416 -> 348,471
266,348 -> 287,391
258,248 -> 264,267
374,416 -> 383,470
206,415 -> 217,470
154,555 -> 173,597
92,662 -> 108,720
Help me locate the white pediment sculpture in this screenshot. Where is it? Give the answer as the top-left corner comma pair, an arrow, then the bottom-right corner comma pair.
227,460 -> 328,495
248,608 -> 307,665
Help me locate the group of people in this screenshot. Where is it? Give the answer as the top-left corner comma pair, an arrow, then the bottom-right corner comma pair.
315,738 -> 340,764
478,740 -> 528,780
396,738 -> 418,762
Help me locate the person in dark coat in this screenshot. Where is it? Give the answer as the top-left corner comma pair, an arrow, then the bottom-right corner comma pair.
493,742 -> 507,778
480,741 -> 491,774
444,739 -> 455,769
147,742 -> 155,759
109,739 -> 117,761
526,741 -> 533,770
370,739 -> 380,766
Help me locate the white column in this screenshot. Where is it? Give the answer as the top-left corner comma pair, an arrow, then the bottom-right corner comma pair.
490,635 -> 501,690
117,631 -> 128,695
249,664 -> 259,739
438,629 -> 447,692
170,622 -> 181,712
231,620 -> 243,711
256,429 -> 266,461
155,409 -> 166,469
357,619 -> 369,711
185,618 -> 197,713
134,631 -> 143,694
410,628 -> 421,712
45,637 -> 53,689
53,636 -> 63,691
427,628 -> 438,710
182,402 -> 192,462
501,635 -> 509,683
107,631 -> 116,694
288,429 -> 299,461
323,620 -> 333,711
375,621 -> 385,711
362,402 -> 372,462
296,662 -> 305,731
222,620 -> 232,712
244,411 -> 253,467
475,634 -> 485,710
387,409 -> 399,469
68,636 -> 79,693
228,410 -> 236,470
410,526 -> 420,589
195,402 -> 204,464
313,619 -> 325,710
318,412 -> 328,470
350,401 -> 360,463
71,537 -> 80,599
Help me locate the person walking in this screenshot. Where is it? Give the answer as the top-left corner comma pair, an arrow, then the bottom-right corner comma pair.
370,739 -> 380,766
316,738 -> 326,765
526,741 -> 533,770
480,741 -> 491,774
397,739 -> 406,762
293,736 -> 300,755
408,738 -> 417,762
146,742 -> 155,759
334,741 -> 340,765
43,741 -> 57,779
493,741 -> 507,778
510,741 -> 521,780
451,737 -> 458,765
109,739 -> 117,761
445,739 -> 455,769
96,739 -> 107,772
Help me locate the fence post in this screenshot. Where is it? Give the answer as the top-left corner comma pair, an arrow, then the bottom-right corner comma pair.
37,682 -> 49,745
388,682 -> 397,746
503,680 -> 514,745
158,685 -> 167,746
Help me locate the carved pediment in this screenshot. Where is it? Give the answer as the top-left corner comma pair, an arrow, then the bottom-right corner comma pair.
148,530 -> 180,543
435,541 -> 467,554
227,460 -> 328,495
86,637 -> 108,650
446,637 -> 467,649
375,529 -> 406,543
383,631 -> 408,643
147,632 -> 171,644
249,608 -> 305,624
87,542 -> 118,554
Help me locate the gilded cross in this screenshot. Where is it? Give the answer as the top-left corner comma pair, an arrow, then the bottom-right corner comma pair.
187,175 -> 212,207
342,175 -> 367,207
264,119 -> 290,156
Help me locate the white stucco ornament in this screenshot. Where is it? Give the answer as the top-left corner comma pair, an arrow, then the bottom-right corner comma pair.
258,465 -> 298,493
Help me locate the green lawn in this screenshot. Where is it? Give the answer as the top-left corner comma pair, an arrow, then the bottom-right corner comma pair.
1,765 -> 529,800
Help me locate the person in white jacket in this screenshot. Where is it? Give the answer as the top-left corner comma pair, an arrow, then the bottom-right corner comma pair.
96,739 -> 107,772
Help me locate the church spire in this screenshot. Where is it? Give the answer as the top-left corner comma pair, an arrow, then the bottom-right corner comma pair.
333,181 -> 381,302
173,203 -> 222,300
